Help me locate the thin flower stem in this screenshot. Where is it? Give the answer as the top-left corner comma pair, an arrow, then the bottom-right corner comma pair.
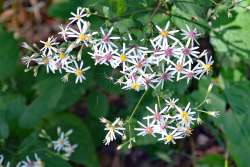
128,90 -> 147,122
194,93 -> 209,109
157,95 -> 162,110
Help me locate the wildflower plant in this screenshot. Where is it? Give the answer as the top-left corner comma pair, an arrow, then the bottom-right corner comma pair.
20,6 -> 219,150
39,127 -> 78,160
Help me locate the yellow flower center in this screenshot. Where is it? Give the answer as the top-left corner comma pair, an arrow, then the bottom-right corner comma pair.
164,135 -> 173,142
202,64 -> 211,72
180,111 -> 189,122
44,42 -> 50,48
119,54 -> 126,62
75,15 -> 81,19
131,83 -> 140,90
75,68 -> 83,77
160,30 -> 169,38
79,33 -> 88,41
42,57 -> 49,64
59,52 -> 65,59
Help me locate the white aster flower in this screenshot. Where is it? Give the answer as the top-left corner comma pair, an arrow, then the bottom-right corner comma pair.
158,129 -> 184,144
151,21 -> 180,48
175,103 -> 196,127
38,54 -> 56,73
100,117 -> 125,145
67,21 -> 96,46
93,27 -> 120,51
135,118 -> 156,137
165,97 -> 179,109
181,25 -> 200,47
40,36 -> 58,55
52,127 -> 73,152
69,7 -> 90,25
66,60 -> 90,83
143,104 -> 168,124
196,51 -> 214,78
58,24 -> 69,41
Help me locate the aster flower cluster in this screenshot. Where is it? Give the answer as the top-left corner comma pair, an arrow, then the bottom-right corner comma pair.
22,7 -> 94,83
90,23 -> 214,91
39,127 -> 78,160
135,98 -> 196,144
22,7 -> 213,88
100,84 -> 219,148
21,7 -> 217,149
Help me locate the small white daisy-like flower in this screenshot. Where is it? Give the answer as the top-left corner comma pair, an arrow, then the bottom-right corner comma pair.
67,21 -> 96,46
181,25 -> 200,46
100,117 -> 125,145
58,24 -> 69,41
121,74 -> 144,91
143,104 -> 168,124
69,7 -> 90,25
52,127 -> 73,152
134,118 -> 156,137
38,54 -> 57,73
175,103 -> 196,127
151,21 -> 180,47
158,129 -> 184,144
176,40 -> 200,63
196,51 -> 214,78
155,64 -> 174,89
165,97 -> 179,109
40,36 -> 59,55
93,27 -> 120,51
66,61 -> 91,83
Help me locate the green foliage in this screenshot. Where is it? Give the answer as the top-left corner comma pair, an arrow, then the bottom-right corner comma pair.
0,25 -> 19,80
0,0 -> 250,166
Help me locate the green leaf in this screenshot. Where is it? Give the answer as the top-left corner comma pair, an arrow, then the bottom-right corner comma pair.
87,91 -> 109,118
47,113 -> 99,167
0,25 -> 19,80
107,0 -> 127,16
19,77 -> 64,128
215,81 -> 250,167
19,76 -> 85,128
171,0 -> 212,33
211,8 -> 250,58
197,154 -> 224,167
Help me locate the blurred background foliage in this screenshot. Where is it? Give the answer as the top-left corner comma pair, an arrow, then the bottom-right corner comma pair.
0,0 -> 250,167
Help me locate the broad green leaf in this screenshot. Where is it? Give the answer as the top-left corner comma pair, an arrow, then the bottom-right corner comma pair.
211,8 -> 250,58
171,0 -> 212,33
0,25 -> 19,80
87,91 -> 109,118
19,75 -> 85,128
197,154 -> 224,167
47,113 -> 99,167
215,81 -> 250,167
